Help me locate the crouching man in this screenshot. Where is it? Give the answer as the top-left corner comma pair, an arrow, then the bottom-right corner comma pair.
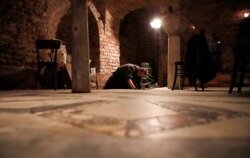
104,63 -> 147,89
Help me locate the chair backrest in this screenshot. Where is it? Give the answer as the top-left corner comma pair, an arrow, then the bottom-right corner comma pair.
36,40 -> 61,63
36,40 -> 61,49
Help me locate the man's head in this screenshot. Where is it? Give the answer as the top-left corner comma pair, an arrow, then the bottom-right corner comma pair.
137,67 -> 147,78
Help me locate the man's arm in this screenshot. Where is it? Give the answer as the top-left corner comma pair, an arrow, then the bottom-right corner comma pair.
127,79 -> 136,89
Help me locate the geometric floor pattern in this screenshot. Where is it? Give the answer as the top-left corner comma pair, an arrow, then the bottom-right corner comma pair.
36,101 -> 250,138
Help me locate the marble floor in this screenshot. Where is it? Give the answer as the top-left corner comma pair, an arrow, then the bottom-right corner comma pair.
0,87 -> 249,158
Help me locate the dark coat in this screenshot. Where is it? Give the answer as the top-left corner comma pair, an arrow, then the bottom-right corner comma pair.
185,33 -> 216,85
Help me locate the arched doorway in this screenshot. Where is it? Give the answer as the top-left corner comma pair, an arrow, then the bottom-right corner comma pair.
56,8 -> 100,73
119,7 -> 167,85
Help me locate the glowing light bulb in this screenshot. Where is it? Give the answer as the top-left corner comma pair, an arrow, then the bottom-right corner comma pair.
244,12 -> 249,18
150,18 -> 162,29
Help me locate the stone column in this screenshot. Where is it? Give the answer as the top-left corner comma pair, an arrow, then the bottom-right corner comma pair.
167,34 -> 181,88
157,30 -> 168,86
72,0 -> 90,93
162,6 -> 188,89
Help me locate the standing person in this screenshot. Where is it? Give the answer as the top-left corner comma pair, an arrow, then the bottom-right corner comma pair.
104,63 -> 147,89
185,29 -> 216,90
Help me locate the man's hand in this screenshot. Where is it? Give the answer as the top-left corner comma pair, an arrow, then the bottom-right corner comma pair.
127,79 -> 136,89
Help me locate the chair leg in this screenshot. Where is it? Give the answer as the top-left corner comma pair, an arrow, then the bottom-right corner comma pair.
95,74 -> 99,89
181,74 -> 185,90
238,71 -> 244,93
34,67 -> 41,90
54,67 -> 57,90
43,68 -> 50,89
228,74 -> 235,94
194,81 -> 198,91
172,65 -> 178,90
238,53 -> 247,93
200,82 -> 204,91
62,66 -> 66,89
229,66 -> 238,93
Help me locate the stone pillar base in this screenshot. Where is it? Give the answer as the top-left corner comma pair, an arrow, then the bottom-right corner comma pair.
167,35 -> 181,89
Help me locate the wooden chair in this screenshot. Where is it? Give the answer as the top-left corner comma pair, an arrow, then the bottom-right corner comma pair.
35,39 -> 65,90
172,61 -> 186,90
228,47 -> 250,93
172,61 -> 199,90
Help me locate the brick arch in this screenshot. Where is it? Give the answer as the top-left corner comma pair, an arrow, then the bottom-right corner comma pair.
87,1 -> 105,35
119,6 -> 164,82
46,0 -> 71,38
47,0 -> 106,38
54,1 -> 102,73
103,0 -> 173,50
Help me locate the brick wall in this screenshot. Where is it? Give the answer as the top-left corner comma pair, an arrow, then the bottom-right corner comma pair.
0,0 -> 48,89
0,0 -> 71,89
0,0 -> 249,89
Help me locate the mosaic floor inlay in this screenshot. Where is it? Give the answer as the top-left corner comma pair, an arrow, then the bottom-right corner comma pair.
35,101 -> 250,138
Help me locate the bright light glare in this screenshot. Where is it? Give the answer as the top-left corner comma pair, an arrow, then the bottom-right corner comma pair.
150,18 -> 162,29
244,12 -> 249,18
